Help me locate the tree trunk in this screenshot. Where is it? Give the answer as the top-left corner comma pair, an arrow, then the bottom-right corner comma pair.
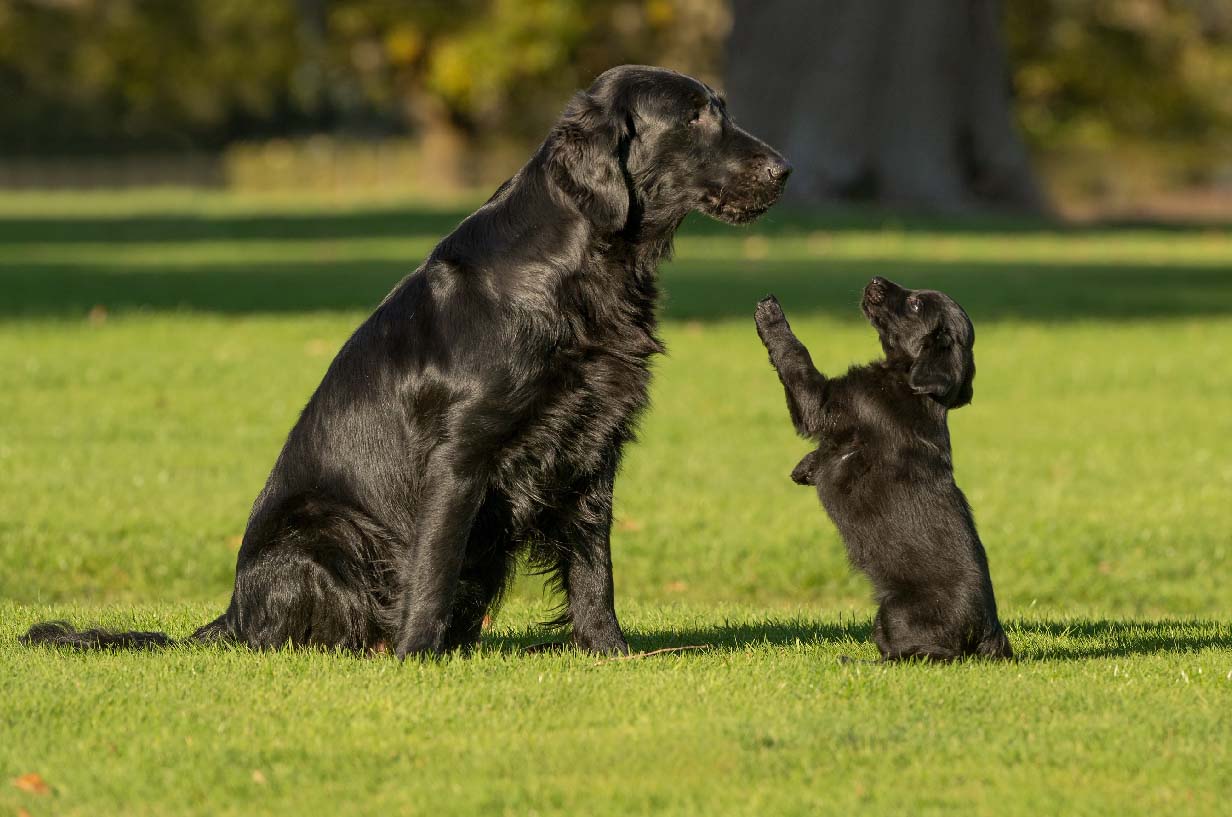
725,0 -> 1044,212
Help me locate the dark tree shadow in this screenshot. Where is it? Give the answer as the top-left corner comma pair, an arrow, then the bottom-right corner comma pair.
0,207 -> 477,245
0,204 -> 1226,246
3,202 -> 1229,322
4,257 -> 1232,322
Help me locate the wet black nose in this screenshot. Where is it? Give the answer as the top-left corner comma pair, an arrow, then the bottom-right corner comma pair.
766,157 -> 792,182
865,277 -> 887,304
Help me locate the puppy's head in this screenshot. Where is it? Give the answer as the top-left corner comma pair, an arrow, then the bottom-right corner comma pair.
546,65 -> 791,233
861,277 -> 975,409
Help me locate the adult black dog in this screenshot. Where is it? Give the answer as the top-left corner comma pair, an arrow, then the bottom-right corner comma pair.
23,66 -> 790,658
754,278 -> 1012,661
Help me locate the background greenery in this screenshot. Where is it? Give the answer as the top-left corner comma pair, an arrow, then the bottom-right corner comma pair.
2,193 -> 1230,814
2,0 -> 1229,201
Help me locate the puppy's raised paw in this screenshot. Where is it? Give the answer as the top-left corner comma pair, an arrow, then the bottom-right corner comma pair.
755,295 -> 787,336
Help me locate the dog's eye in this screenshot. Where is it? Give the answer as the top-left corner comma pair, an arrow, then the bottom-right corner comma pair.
908,298 -> 922,313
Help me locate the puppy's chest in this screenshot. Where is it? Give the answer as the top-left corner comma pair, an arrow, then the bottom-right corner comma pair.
813,387 -> 918,479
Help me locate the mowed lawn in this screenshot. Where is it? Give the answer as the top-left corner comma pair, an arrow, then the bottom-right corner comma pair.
1,192 -> 1230,816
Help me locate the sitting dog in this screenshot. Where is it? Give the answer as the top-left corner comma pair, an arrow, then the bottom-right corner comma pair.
754,277 -> 1012,661
22,66 -> 790,658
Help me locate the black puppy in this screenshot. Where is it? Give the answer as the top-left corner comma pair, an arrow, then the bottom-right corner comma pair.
24,66 -> 790,658
754,278 -> 1011,661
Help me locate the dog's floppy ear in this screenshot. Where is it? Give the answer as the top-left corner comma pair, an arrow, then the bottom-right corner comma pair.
546,91 -> 633,233
908,327 -> 975,409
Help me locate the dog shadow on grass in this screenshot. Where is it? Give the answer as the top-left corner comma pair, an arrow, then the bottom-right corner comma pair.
486,616 -> 872,658
484,617 -> 1230,661
1005,619 -> 1231,660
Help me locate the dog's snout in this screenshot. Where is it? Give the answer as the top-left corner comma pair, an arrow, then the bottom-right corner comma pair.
765,157 -> 792,182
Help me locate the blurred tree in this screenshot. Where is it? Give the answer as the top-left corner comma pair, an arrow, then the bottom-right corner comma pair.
320,0 -> 727,142
725,0 -> 1044,212
1008,0 -> 1232,154
0,0 -> 729,153
0,0 -> 1227,207
0,0 -> 302,152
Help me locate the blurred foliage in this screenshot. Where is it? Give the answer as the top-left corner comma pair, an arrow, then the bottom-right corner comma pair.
0,0 -> 727,152
0,0 -> 1228,162
1008,0 -> 1232,153
0,0 -> 301,152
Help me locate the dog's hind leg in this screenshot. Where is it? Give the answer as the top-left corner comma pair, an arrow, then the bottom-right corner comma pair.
230,494 -> 392,652
232,542 -> 379,652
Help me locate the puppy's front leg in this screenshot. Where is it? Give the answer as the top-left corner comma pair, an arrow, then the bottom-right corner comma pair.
755,296 -> 827,438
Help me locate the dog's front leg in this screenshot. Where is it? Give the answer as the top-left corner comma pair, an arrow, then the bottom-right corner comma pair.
394,466 -> 484,660
754,295 -> 827,438
545,471 -> 630,655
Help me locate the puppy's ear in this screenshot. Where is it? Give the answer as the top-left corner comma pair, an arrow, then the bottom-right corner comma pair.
546,91 -> 632,233
791,450 -> 822,485
909,329 -> 975,409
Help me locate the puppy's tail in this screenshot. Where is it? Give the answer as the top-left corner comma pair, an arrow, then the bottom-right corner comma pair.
20,613 -> 232,651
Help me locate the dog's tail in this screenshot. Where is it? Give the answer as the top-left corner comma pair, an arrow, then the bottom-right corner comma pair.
20,613 -> 233,651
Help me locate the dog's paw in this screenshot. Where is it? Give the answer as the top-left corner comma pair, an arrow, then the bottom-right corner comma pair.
754,295 -> 786,332
571,630 -> 631,656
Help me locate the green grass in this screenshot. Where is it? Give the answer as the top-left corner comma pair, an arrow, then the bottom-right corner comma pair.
2,191 -> 1231,815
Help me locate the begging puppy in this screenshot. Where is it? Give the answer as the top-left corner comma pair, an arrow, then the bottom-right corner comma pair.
754,277 -> 1012,661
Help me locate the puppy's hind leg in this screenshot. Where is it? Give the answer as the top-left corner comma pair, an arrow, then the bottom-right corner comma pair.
754,296 -> 828,438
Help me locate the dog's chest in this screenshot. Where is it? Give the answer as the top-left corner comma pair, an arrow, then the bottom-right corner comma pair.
489,251 -> 663,510
492,324 -> 658,504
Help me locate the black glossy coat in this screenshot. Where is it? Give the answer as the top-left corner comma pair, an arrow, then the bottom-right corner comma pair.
24,65 -> 790,657
755,277 -> 1011,661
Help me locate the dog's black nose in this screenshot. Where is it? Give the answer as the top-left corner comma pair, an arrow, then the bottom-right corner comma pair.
766,157 -> 792,182
865,277 -> 887,304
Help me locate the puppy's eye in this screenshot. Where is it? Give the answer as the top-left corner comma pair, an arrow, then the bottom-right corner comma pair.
908,298 -> 922,313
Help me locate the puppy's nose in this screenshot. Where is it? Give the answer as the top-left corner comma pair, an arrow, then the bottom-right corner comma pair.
765,157 -> 792,182
865,277 -> 887,304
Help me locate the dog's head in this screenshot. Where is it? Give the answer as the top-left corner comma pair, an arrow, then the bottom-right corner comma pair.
861,277 -> 975,409
546,65 -> 791,233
